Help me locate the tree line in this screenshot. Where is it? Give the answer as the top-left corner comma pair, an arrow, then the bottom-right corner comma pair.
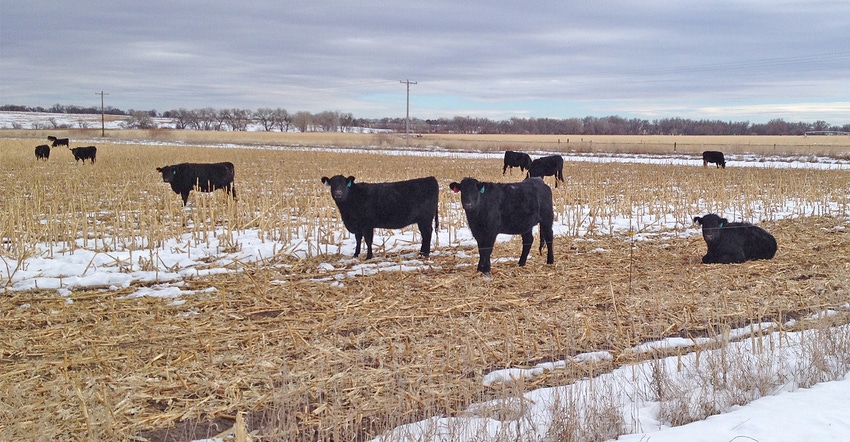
3,103 -> 849,136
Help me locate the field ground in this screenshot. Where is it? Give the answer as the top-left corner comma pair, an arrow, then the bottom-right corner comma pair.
1,132 -> 850,440
5,128 -> 850,157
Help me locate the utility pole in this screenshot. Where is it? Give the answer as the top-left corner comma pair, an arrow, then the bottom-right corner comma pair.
95,91 -> 109,137
400,79 -> 416,145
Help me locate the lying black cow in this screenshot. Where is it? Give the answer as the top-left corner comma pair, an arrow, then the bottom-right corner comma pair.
528,155 -> 565,187
693,213 -> 776,264
70,146 -> 97,164
48,136 -> 70,148
35,144 -> 50,160
321,175 -> 439,259
450,177 -> 554,274
157,162 -> 236,206
503,150 -> 532,175
702,151 -> 726,168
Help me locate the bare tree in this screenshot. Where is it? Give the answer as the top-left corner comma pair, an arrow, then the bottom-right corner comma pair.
229,108 -> 251,131
339,112 -> 354,132
124,111 -> 156,129
314,111 -> 340,132
194,108 -> 217,130
273,108 -> 291,132
166,108 -> 194,129
214,109 -> 231,131
254,108 -> 276,131
292,111 -> 313,132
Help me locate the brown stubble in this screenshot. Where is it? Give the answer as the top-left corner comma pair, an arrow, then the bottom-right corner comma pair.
2,134 -> 850,440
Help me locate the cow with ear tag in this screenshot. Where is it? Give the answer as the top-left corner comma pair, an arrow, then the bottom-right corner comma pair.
449,177 -> 554,274
693,213 -> 777,264
320,175 -> 439,260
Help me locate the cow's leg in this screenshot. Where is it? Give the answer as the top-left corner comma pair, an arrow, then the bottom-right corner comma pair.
518,231 -> 534,266
364,229 -> 375,259
417,219 -> 432,257
181,190 -> 191,206
539,223 -> 554,264
353,232 -> 363,257
703,159 -> 708,167
503,164 -> 508,175
724,250 -> 747,263
476,235 -> 496,274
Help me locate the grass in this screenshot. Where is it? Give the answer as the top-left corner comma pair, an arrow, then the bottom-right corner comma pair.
1,131 -> 850,440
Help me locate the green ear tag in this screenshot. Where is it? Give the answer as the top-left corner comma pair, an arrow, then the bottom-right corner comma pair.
719,222 -> 724,228
479,186 -> 486,194
347,181 -> 352,188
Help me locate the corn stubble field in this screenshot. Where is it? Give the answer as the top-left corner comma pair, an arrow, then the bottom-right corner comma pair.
2,131 -> 850,441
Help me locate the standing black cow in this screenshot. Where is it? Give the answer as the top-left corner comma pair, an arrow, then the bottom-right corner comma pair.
157,162 -> 236,206
47,136 -> 70,148
449,177 -> 554,274
702,151 -> 726,168
528,155 -> 565,187
70,146 -> 97,163
503,150 -> 533,175
321,175 -> 439,260
693,213 -> 776,264
35,144 -> 50,160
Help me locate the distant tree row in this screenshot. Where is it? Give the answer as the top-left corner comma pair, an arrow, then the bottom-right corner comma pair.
2,103 -> 848,136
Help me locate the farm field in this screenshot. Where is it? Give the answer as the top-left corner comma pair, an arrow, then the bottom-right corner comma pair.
2,131 -> 850,441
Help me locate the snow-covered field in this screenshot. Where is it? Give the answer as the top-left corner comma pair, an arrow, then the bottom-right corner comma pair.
372,320 -> 850,442
3,112 -> 850,441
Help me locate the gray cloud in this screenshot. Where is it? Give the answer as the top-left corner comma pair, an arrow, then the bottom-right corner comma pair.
2,0 -> 849,122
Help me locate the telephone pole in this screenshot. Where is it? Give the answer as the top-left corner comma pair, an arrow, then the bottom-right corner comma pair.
400,79 -> 416,145
95,91 -> 109,137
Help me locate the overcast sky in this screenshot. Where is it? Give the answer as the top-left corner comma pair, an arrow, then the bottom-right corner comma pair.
2,1 -> 849,123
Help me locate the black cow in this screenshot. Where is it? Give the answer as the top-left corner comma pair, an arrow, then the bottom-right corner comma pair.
35,144 -> 50,160
528,155 -> 565,187
449,177 -> 554,274
693,213 -> 776,264
321,175 -> 439,260
157,162 -> 236,206
70,146 -> 97,164
47,136 -> 70,148
503,150 -> 533,175
702,151 -> 726,168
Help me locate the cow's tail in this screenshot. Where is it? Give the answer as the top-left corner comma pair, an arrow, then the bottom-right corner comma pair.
434,206 -> 439,233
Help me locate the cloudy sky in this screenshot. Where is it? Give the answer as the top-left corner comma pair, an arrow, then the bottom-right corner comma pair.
2,1 -> 849,122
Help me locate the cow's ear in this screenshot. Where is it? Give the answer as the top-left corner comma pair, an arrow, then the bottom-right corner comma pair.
321,177 -> 330,185
720,218 -> 729,226
449,182 -> 460,193
156,167 -> 162,172
693,216 -> 702,225
346,176 -> 355,188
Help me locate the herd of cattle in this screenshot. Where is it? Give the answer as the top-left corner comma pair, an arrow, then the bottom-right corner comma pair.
33,136 -> 97,163
320,149 -> 773,273
34,139 -> 773,272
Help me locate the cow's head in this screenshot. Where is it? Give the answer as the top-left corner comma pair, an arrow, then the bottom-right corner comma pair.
321,175 -> 355,202
156,165 -> 178,183
449,178 -> 486,211
694,213 -> 727,244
